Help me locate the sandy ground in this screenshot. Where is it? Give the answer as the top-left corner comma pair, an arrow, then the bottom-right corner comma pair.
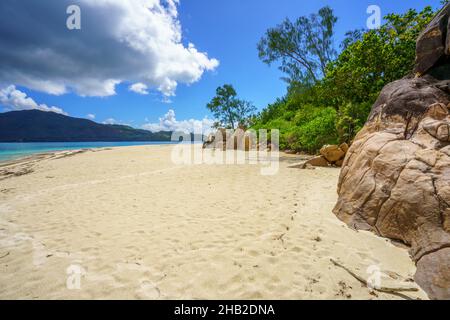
0,145 -> 428,300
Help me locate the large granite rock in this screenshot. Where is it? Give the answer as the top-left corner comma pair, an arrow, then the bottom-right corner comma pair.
415,4 -> 450,76
334,4 -> 450,300
320,145 -> 345,163
203,128 -> 229,150
302,155 -> 329,168
202,128 -> 255,151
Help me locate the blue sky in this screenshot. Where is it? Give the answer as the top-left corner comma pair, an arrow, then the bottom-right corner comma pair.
0,0 -> 443,131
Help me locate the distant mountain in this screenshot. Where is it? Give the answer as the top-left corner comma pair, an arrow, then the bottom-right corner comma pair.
0,110 -> 173,142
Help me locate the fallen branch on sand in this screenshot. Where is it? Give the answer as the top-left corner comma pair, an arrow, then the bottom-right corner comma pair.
0,252 -> 10,259
330,258 -> 419,294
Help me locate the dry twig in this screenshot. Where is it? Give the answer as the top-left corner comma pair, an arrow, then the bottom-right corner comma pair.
330,258 -> 419,294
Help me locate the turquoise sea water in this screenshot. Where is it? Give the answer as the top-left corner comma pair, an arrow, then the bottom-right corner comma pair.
0,141 -> 177,162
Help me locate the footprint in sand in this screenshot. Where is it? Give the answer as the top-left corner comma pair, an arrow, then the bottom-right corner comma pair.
248,249 -> 259,257
137,280 -> 161,299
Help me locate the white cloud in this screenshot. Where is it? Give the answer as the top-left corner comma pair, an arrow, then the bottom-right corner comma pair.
142,109 -> 214,134
103,118 -> 117,125
0,0 -> 219,97
86,114 -> 96,120
103,118 -> 133,126
129,83 -> 149,95
0,85 -> 67,115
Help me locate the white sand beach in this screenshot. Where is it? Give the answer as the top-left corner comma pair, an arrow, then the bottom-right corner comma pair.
0,145 -> 428,299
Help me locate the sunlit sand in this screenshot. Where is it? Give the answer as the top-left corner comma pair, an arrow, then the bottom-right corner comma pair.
0,145 -> 427,299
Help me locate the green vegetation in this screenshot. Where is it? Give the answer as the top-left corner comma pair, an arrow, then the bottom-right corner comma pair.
257,6 -> 337,85
207,84 -> 256,129
250,5 -> 437,153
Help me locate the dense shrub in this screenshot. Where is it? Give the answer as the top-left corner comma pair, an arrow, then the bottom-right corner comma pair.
288,107 -> 338,153
252,105 -> 338,153
336,102 -> 372,143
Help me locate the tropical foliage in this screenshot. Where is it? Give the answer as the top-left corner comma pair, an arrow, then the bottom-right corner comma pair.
251,5 -> 437,152
206,84 -> 256,129
257,6 -> 337,85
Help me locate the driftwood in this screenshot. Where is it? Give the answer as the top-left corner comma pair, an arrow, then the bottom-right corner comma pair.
330,258 -> 419,294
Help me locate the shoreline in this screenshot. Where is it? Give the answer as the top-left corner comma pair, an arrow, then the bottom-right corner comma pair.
0,145 -> 428,299
0,141 -> 179,166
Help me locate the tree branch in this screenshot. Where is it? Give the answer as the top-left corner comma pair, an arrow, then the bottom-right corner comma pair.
330,258 -> 419,295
